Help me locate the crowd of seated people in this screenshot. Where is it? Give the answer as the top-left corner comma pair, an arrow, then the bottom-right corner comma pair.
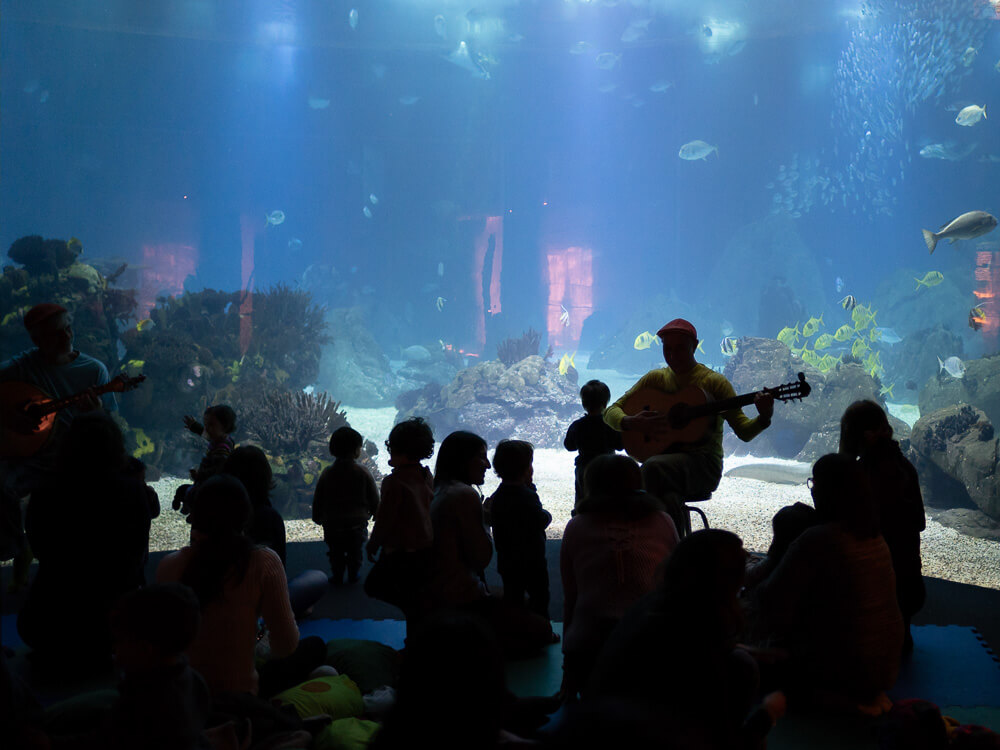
4,381 -> 998,749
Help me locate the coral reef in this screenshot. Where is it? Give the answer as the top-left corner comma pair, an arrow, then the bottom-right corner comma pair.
238,390 -> 348,454
395,354 -> 579,448
497,328 -> 541,366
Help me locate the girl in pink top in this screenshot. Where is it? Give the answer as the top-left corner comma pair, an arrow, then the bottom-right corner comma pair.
157,475 -> 299,696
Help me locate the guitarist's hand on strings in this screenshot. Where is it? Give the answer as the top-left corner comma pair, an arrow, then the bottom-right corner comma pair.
621,410 -> 674,435
78,387 -> 102,413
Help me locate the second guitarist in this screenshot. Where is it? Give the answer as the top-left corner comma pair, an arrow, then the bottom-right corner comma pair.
604,318 -> 774,534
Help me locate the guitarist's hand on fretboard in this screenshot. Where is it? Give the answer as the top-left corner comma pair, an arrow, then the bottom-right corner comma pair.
753,392 -> 775,421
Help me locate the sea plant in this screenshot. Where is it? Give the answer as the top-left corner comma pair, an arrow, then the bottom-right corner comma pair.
497,328 -> 541,366
238,390 -> 348,454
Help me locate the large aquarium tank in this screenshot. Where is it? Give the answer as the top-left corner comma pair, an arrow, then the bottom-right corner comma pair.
1,0 -> 997,585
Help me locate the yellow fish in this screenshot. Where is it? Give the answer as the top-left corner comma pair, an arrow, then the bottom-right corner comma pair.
869,327 -> 882,342
633,331 -> 658,350
136,318 -> 156,332
66,237 -> 82,252
801,349 -> 821,367
558,351 -> 576,376
777,324 -> 800,348
696,340 -> 706,355
852,305 -> 877,330
814,333 -> 834,350
914,271 -> 944,290
880,383 -> 895,399
801,314 -> 824,338
834,324 -> 854,342
851,337 -> 870,359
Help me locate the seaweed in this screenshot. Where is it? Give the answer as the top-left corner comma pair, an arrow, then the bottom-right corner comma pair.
238,390 -> 348,454
497,328 -> 541,366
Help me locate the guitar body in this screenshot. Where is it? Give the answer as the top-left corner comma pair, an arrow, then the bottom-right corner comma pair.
0,373 -> 146,459
621,386 -> 715,462
0,381 -> 59,458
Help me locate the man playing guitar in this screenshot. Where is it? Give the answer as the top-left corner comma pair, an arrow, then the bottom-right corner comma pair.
1,303 -> 115,589
604,319 -> 774,534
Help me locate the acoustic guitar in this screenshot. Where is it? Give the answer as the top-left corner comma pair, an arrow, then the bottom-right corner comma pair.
621,372 -> 811,462
0,373 -> 146,458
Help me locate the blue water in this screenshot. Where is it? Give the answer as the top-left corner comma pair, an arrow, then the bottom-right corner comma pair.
1,0 -> 997,370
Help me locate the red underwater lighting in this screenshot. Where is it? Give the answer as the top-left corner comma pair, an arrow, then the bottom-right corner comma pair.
546,246 -> 593,350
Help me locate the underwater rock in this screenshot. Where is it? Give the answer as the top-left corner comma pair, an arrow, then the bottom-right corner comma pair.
880,324 -> 963,402
394,354 -> 579,449
315,307 -> 397,407
64,262 -> 102,294
710,214 -> 825,338
722,337 -> 894,461
909,404 -> 999,522
872,267 -> 969,340
926,508 -> 1000,541
7,235 -> 78,275
919,353 -> 1000,428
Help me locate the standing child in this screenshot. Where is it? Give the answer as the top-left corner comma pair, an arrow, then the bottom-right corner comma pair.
365,417 -> 435,617
564,380 -> 623,510
312,427 -> 379,585
172,404 -> 237,515
840,399 -> 926,655
486,440 -> 555,629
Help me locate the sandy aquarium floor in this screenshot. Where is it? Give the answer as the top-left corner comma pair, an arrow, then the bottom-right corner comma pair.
147,399 -> 1000,591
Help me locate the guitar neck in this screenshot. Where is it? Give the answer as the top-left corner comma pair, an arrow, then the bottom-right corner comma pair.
35,382 -> 113,416
684,391 -> 759,420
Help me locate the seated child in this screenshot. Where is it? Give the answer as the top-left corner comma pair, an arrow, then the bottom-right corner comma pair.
108,582 -> 213,750
172,404 -> 237,515
313,427 -> 380,585
484,440 -> 554,626
564,380 -> 623,510
365,418 -> 435,617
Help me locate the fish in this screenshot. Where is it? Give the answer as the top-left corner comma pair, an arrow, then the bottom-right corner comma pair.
66,237 -> 82,253
435,296 -> 446,312
348,8 -> 358,30
871,327 -> 902,344
434,14 -> 447,39
720,320 -> 734,336
776,324 -> 800,348
560,304 -> 570,327
308,97 -> 331,110
918,143 -> 977,161
921,211 -> 997,253
880,383 -> 895,399
961,46 -> 977,67
363,206 -> 373,219
369,193 -> 379,204
835,276 -> 845,293
955,104 -> 986,126
833,324 -> 854,342
813,333 -> 834,350
445,41 -> 491,79
905,380 -> 917,391
851,337 -> 870,359
678,140 -> 718,161
869,327 -> 882,343
852,305 -> 876,330
649,81 -> 673,93
938,355 -> 966,379
265,210 -> 285,226
801,314 -> 824,338
595,52 -> 621,70
720,337 -> 739,356
633,331 -> 658,350
558,352 -> 577,376
287,238 -> 302,251
914,271 -> 944,290
39,90 -> 49,103
620,19 -> 651,43
569,41 -> 593,55
839,295 -> 857,311
136,318 -> 156,332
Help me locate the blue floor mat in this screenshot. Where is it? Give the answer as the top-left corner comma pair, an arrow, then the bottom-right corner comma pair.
891,626 -> 1000,708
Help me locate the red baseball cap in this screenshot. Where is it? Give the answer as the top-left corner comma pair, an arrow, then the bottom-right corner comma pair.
23,303 -> 67,331
656,318 -> 698,341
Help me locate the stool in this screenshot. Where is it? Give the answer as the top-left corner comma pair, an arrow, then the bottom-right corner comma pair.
680,494 -> 711,538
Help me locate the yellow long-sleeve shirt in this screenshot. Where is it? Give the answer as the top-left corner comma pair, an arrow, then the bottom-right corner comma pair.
604,364 -> 770,462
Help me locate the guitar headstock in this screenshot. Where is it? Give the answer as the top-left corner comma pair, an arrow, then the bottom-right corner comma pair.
108,373 -> 147,393
765,372 -> 811,402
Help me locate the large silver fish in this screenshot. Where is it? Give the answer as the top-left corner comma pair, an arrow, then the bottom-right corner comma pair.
921,211 -> 997,253
678,140 -> 718,160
